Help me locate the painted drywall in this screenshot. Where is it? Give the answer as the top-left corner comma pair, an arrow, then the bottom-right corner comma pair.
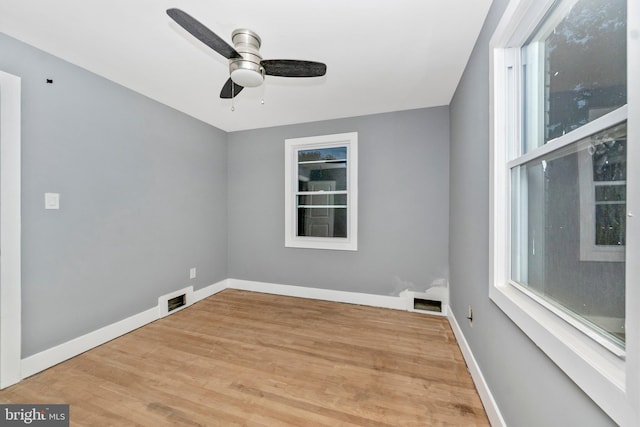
227,108 -> 449,296
0,33 -> 228,357
448,1 -> 616,426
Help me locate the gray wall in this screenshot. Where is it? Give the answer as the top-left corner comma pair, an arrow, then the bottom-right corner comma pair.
448,1 -> 616,426
0,33 -> 228,357
228,108 -> 450,296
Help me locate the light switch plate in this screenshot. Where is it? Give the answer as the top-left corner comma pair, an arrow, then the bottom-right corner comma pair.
44,192 -> 60,210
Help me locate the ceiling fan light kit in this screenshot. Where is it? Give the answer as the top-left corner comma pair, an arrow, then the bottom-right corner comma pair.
230,68 -> 264,88
229,29 -> 264,88
166,8 -> 327,99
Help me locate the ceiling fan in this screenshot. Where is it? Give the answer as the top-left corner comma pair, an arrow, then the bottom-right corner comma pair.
166,8 -> 327,99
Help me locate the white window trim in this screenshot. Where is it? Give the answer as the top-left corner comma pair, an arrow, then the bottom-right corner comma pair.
284,132 -> 358,251
0,71 -> 22,389
489,1 -> 639,425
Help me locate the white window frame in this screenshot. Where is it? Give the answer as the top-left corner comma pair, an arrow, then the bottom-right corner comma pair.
284,132 -> 358,251
489,1 -> 639,425
0,71 -> 22,389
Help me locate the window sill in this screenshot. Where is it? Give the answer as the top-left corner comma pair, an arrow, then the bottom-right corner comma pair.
285,236 -> 357,251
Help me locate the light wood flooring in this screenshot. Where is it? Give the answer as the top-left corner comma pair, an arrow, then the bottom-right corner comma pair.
1,289 -> 490,426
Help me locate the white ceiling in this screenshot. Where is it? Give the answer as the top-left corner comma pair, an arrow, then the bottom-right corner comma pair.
0,0 -> 492,132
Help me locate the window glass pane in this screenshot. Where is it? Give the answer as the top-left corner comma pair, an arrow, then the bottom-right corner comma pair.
595,185 -> 626,202
297,194 -> 347,206
297,207 -> 347,238
595,204 -> 626,246
298,161 -> 347,192
511,122 -> 626,347
592,137 -> 626,181
298,147 -> 347,162
522,0 -> 626,152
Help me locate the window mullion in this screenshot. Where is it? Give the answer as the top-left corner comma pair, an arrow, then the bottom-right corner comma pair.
508,105 -> 628,169
297,191 -> 348,195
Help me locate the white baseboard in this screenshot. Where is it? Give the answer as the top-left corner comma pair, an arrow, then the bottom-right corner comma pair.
228,278 -> 407,310
20,279 -> 228,380
193,279 -> 229,301
21,306 -> 158,379
448,309 -> 506,427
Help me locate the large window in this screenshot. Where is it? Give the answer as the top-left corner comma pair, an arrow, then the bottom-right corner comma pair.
284,132 -> 358,250
490,0 -> 637,424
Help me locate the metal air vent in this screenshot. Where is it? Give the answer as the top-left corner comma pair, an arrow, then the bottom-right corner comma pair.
167,294 -> 186,313
413,298 -> 442,313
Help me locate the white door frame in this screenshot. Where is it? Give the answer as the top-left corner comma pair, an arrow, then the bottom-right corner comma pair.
0,71 -> 22,388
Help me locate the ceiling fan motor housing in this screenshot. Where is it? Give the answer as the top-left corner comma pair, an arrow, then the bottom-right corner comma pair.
229,29 -> 264,87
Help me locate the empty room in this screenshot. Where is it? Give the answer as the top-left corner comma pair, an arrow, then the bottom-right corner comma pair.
0,0 -> 637,426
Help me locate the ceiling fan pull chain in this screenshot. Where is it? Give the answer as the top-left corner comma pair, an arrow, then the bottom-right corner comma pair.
231,83 -> 235,112
261,69 -> 265,105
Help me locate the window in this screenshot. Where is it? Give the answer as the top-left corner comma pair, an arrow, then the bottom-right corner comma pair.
490,0 -> 638,424
590,143 -> 627,248
514,0 -> 628,348
284,132 -> 358,250
578,128 -> 627,262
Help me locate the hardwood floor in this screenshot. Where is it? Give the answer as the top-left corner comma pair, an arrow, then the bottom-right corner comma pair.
1,290 -> 489,426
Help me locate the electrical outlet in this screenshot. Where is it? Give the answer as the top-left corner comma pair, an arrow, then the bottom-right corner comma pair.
189,267 -> 196,279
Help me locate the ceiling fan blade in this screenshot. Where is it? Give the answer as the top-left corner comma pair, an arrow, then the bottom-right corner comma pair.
220,78 -> 244,99
166,8 -> 241,59
261,60 -> 327,77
